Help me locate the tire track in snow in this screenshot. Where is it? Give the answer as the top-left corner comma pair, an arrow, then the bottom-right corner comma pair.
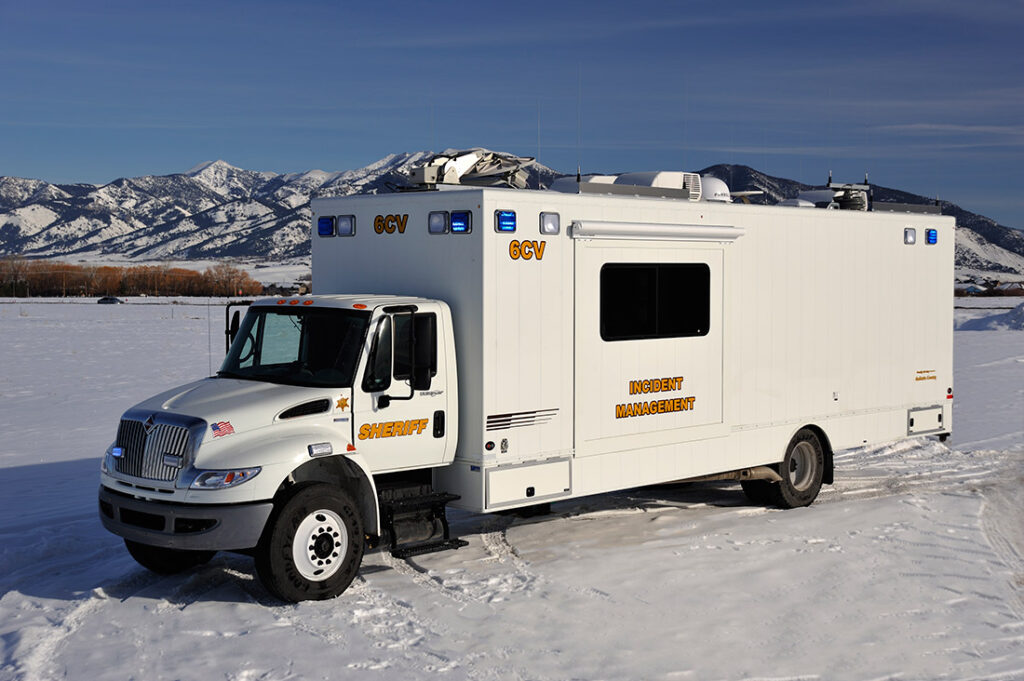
379,551 -> 479,606
828,439 -> 1004,504
220,571 -> 465,675
376,515 -> 541,607
335,576 -> 461,674
8,589 -> 107,681
979,486 -> 1024,618
152,559 -> 254,613
386,540 -> 537,605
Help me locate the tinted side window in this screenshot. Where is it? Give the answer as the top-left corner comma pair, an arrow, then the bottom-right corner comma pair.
601,263 -> 710,341
394,313 -> 437,380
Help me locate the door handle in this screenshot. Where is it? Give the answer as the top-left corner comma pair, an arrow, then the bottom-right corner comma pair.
433,410 -> 445,438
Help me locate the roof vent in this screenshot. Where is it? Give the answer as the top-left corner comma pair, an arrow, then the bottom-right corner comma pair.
550,171 -> 702,200
614,171 -> 702,200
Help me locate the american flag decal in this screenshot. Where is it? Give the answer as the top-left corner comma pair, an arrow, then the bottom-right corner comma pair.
211,421 -> 235,437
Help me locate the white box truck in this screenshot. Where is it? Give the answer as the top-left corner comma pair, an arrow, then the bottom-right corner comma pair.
99,166 -> 954,601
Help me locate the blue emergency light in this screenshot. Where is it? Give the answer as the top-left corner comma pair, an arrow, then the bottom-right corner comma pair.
495,210 -> 516,232
317,216 -> 336,237
451,211 -> 472,234
926,229 -> 938,245
111,447 -> 124,458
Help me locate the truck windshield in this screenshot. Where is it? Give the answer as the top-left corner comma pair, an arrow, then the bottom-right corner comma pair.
218,307 -> 370,388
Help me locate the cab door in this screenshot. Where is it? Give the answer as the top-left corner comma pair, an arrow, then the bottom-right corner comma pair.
352,305 -> 451,472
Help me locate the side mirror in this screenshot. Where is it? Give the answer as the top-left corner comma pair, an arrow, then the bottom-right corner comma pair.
224,302 -> 254,353
229,311 -> 240,344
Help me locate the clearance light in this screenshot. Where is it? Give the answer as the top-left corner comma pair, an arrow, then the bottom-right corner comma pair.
451,211 -> 472,234
540,212 -> 560,235
495,210 -> 516,233
904,228 -> 916,245
191,467 -> 261,490
428,211 -> 449,234
317,216 -> 336,237
926,229 -> 938,245
336,215 -> 356,236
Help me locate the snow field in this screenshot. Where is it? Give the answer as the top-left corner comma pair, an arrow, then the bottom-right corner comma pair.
0,300 -> 1020,681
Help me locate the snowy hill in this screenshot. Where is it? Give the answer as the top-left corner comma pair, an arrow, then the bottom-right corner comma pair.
1,154 -> 1022,277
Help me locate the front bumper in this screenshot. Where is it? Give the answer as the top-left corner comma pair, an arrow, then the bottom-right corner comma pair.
98,485 -> 273,551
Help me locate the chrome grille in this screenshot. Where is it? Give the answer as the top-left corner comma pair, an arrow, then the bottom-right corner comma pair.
114,418 -> 191,482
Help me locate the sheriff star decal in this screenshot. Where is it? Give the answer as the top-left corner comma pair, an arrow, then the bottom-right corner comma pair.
337,396 -> 349,411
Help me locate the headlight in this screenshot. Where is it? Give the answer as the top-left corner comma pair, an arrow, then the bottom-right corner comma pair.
101,444 -> 121,474
190,468 -> 261,490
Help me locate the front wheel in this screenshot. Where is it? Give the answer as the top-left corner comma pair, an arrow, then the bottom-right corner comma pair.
768,428 -> 825,509
255,485 -> 364,602
124,540 -> 215,574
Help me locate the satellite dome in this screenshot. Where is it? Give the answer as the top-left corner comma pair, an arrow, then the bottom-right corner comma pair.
701,176 -> 731,202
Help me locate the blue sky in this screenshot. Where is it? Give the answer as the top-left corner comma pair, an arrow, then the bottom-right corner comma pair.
1,0 -> 1022,227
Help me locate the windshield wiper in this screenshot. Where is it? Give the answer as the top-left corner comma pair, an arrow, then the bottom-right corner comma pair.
216,370 -> 248,379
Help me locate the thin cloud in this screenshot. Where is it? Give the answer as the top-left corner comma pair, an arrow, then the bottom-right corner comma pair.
874,123 -> 1024,136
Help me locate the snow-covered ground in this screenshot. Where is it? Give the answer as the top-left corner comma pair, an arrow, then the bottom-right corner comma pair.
0,299 -> 1021,681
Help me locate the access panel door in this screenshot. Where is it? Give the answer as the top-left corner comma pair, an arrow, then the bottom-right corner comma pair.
574,241 -> 724,457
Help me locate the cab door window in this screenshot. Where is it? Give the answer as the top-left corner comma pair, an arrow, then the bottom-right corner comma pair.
362,312 -> 437,392
394,313 -> 437,382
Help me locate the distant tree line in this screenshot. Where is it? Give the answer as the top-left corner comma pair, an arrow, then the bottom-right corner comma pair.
0,257 -> 264,297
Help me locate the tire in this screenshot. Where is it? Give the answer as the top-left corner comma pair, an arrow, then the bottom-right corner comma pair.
740,479 -> 775,505
768,428 -> 825,509
124,540 -> 215,574
255,485 -> 364,602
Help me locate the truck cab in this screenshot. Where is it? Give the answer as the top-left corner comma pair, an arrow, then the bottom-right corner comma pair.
99,294 -> 461,601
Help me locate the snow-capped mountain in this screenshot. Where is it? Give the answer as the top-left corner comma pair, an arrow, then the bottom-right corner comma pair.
0,152 -> 438,261
1,153 -> 1021,277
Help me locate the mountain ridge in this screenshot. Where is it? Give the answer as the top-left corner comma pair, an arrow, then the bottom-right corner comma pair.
1,152 -> 1021,278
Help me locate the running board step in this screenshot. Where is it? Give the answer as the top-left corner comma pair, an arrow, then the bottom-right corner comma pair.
391,538 -> 469,559
379,490 -> 468,558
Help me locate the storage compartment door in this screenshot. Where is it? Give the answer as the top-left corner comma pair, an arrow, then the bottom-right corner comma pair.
486,458 -> 571,509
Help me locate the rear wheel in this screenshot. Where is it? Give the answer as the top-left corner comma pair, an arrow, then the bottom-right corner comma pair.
768,429 -> 824,509
124,540 -> 215,574
255,485 -> 363,602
